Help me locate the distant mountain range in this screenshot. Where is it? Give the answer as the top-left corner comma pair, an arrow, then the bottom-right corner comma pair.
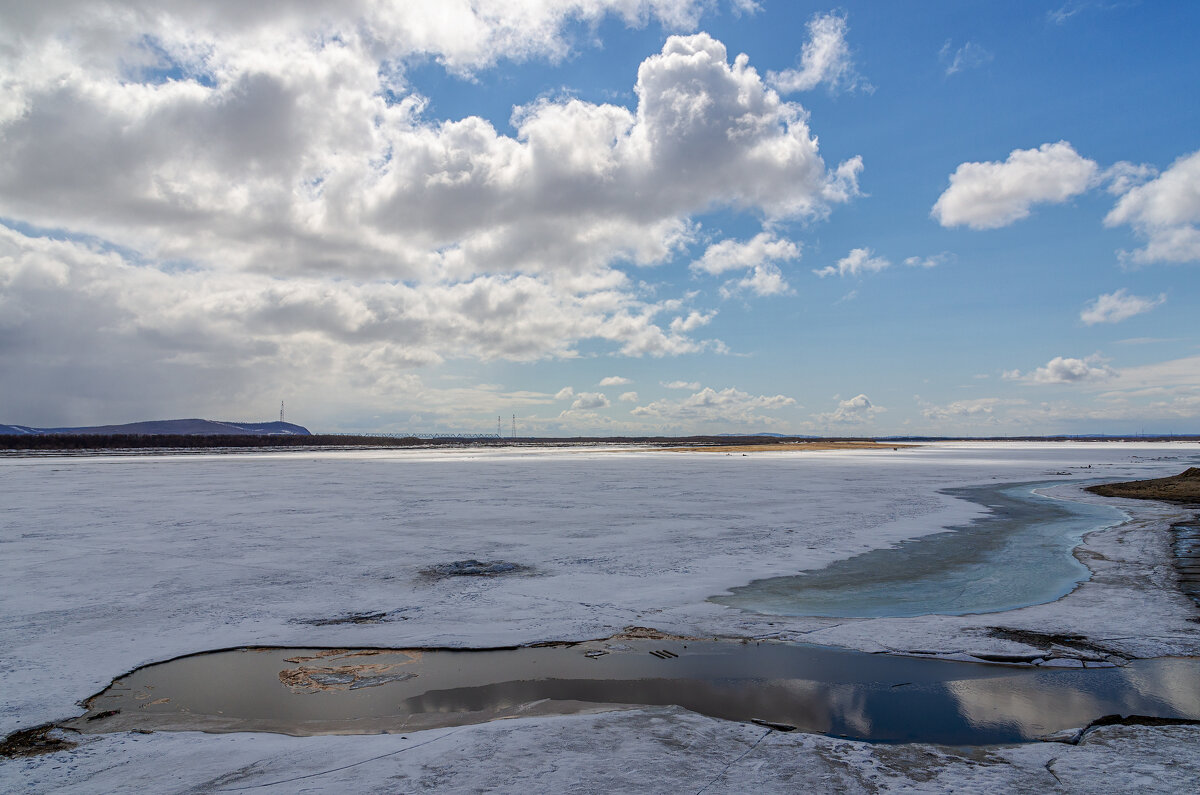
0,419 -> 311,436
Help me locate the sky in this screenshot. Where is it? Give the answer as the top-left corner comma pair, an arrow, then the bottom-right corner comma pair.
0,1 -> 1197,436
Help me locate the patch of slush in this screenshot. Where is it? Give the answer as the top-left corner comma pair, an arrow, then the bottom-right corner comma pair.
712,482 -> 1125,618
424,559 -> 525,577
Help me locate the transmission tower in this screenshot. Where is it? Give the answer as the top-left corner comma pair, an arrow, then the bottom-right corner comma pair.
280,401 -> 285,423
497,415 -> 502,438
512,414 -> 516,438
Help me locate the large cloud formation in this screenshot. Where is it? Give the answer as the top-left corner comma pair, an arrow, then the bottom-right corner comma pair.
0,2 -> 861,425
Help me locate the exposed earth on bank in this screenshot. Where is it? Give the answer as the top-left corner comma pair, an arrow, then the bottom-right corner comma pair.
1086,468 -> 1200,504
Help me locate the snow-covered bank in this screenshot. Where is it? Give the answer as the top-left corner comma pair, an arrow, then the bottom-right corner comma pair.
3,442 -> 1199,790
9,709 -> 1200,793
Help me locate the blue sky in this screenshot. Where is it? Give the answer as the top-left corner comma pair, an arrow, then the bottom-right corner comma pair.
0,1 -> 1196,435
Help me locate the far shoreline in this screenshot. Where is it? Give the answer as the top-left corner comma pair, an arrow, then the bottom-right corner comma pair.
2,432 -> 1196,455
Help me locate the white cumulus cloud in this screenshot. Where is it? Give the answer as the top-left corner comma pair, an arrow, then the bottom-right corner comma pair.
1080,289 -> 1165,325
690,232 -> 800,275
903,252 -> 953,269
920,397 -> 1026,422
598,376 -> 632,386
669,310 -> 716,333
619,391 -> 639,402
569,392 -> 610,411
721,263 -> 792,297
691,232 -> 797,299
1103,161 -> 1158,196
631,386 -> 796,427
932,141 -> 1099,229
1005,354 -> 1115,384
810,393 -> 883,425
1105,149 -> 1200,264
814,248 -> 890,278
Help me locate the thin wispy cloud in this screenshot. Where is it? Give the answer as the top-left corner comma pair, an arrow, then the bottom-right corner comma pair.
814,248 -> 891,278
769,11 -> 872,94
940,40 -> 993,75
1080,289 -> 1165,325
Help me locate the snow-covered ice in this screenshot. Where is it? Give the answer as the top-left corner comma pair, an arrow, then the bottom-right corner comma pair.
9,709 -> 1200,793
3,441 -> 1200,791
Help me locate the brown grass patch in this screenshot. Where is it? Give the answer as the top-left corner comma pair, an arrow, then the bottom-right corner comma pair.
1,725 -> 76,758
1085,468 -> 1200,504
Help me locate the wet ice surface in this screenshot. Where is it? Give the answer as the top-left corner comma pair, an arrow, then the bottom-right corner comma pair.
71,641 -> 1200,745
713,482 -> 1125,618
4,442 -> 1200,791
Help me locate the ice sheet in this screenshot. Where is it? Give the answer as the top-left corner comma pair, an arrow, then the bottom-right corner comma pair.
3,441 -> 1200,790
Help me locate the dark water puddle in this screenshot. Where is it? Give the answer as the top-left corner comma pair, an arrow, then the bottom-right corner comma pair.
65,640 -> 1200,745
711,482 -> 1125,618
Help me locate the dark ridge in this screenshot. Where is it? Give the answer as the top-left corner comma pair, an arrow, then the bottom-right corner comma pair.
0,434 -> 420,450
982,628 -> 1128,661
1054,714 -> 1200,746
0,419 -> 310,436
0,434 -> 876,451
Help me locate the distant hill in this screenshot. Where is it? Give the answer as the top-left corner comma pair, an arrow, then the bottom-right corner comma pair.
0,419 -> 311,436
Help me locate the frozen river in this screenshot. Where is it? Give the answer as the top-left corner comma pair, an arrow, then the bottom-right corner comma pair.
3,441 -> 1200,792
